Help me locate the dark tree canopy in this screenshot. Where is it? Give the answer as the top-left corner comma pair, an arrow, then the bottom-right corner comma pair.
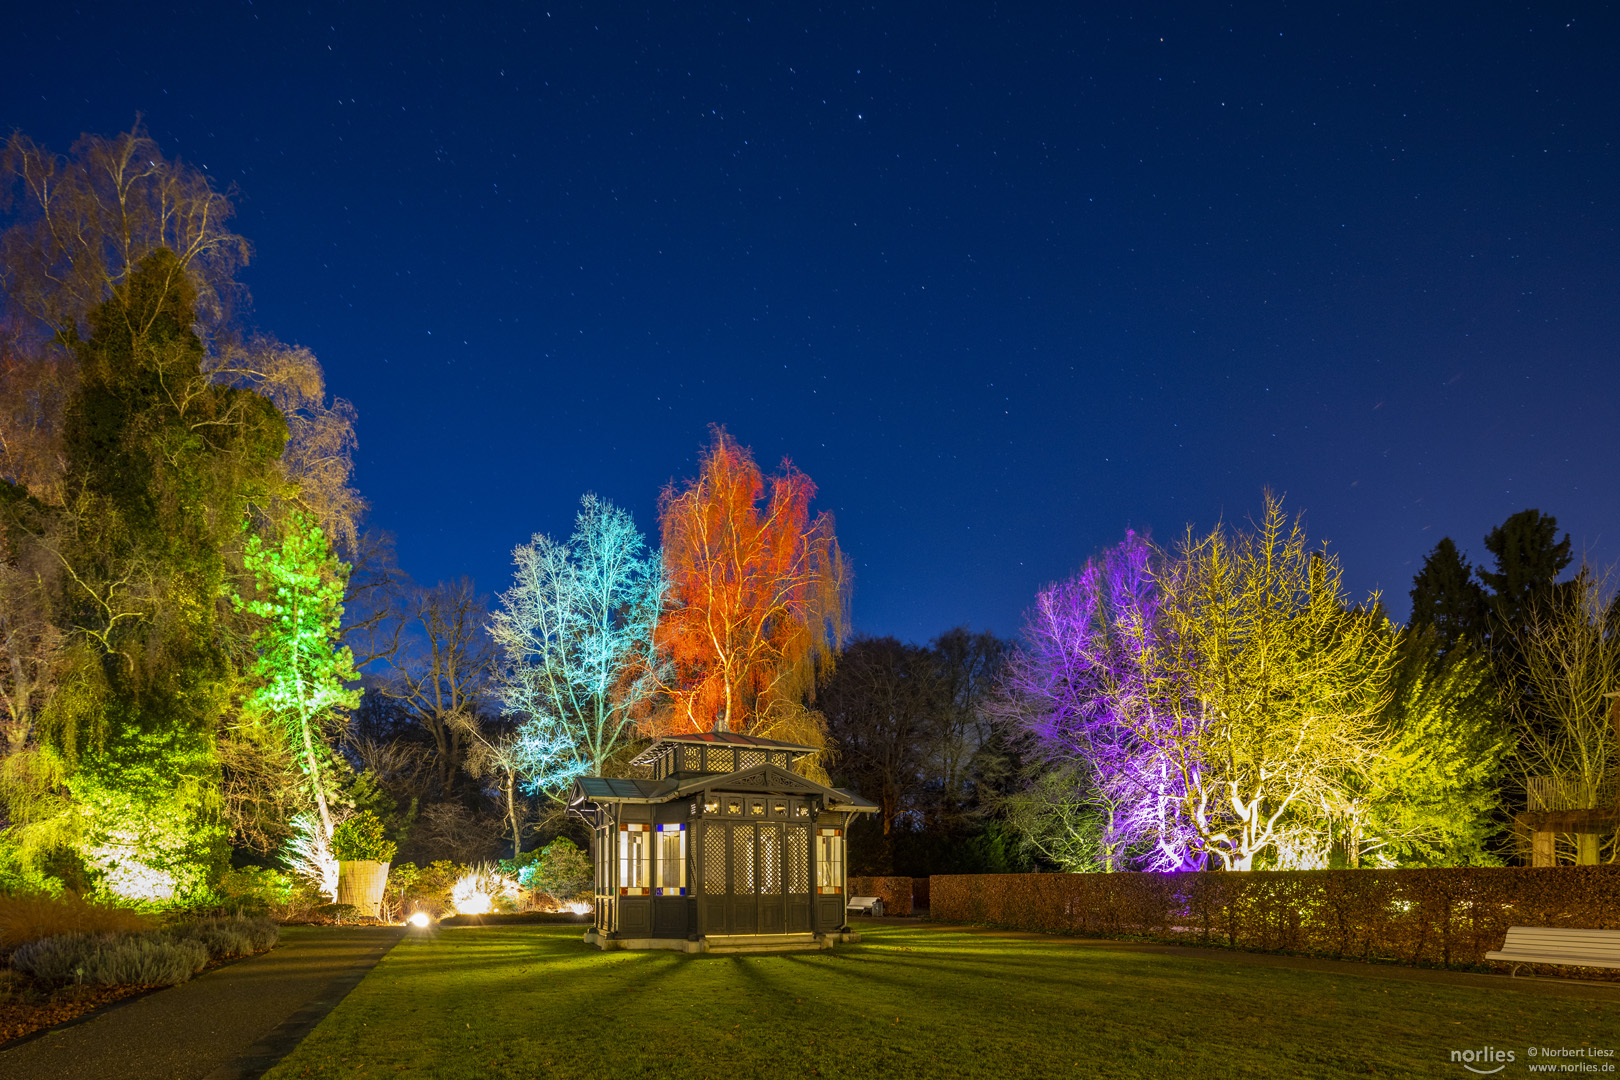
1479,509 -> 1572,631
1408,538 -> 1488,654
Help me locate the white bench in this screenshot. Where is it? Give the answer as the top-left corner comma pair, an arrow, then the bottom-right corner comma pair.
1485,926 -> 1620,978
846,896 -> 884,917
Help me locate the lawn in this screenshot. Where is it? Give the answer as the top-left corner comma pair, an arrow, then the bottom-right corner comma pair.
264,923 -> 1616,1079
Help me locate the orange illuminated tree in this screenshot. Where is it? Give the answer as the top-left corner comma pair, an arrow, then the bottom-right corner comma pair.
653,427 -> 850,772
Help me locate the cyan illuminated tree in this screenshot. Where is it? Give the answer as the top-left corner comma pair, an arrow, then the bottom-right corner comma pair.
490,494 -> 663,781
235,511 -> 360,840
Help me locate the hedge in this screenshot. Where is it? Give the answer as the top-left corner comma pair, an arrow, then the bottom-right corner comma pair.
848,877 -> 914,916
929,867 -> 1620,973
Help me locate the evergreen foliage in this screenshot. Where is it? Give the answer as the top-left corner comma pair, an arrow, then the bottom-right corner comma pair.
331,811 -> 397,863
1408,538 -> 1487,654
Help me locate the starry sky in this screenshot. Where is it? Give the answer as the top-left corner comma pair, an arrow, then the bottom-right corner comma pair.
5,3 -> 1618,642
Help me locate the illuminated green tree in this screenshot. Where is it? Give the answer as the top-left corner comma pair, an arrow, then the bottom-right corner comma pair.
1349,628 -> 1512,866
235,511 -> 360,839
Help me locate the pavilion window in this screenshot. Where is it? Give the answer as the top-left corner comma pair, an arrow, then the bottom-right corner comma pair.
815,829 -> 844,894
619,824 -> 652,894
655,824 -> 686,895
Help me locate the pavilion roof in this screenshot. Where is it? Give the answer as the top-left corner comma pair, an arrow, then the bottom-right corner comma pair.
629,730 -> 818,765
569,762 -> 876,813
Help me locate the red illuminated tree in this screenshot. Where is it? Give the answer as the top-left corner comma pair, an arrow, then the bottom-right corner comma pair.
653,427 -> 849,766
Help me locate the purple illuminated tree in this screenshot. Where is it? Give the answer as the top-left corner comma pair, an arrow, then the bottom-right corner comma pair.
1004,532 -> 1203,871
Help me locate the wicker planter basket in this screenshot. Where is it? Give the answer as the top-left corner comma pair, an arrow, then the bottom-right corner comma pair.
337,859 -> 391,918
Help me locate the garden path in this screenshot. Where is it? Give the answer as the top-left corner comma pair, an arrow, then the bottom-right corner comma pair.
0,925 -> 405,1080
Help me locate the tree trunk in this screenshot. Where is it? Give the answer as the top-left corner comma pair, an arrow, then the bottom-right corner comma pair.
300,708 -> 334,839
506,772 -> 522,860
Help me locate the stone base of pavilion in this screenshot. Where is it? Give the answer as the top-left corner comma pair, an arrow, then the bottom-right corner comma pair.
582,928 -> 861,954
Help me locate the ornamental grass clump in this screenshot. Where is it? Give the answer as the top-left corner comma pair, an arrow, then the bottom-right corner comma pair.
168,915 -> 279,958
10,932 -> 208,987
0,892 -> 155,949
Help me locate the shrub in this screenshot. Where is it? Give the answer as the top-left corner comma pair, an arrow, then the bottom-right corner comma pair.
216,867 -> 297,916
385,860 -> 461,919
0,891 -> 155,949
10,932 -> 208,986
86,935 -> 208,986
849,877 -> 914,916
929,867 -> 1620,974
520,839 -> 591,903
331,812 -> 396,863
167,916 -> 278,959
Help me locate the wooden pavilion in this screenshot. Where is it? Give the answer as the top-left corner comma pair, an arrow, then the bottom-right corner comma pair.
569,730 -> 878,953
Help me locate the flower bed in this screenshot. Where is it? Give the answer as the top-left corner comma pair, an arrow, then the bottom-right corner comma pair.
0,915 -> 281,1046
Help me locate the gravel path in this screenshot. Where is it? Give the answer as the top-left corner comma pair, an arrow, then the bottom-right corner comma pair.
0,925 -> 405,1080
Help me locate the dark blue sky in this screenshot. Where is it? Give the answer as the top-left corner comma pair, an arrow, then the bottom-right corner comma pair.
6,3 -> 1617,641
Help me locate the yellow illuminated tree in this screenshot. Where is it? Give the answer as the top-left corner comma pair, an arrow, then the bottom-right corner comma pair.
1158,493 -> 1398,870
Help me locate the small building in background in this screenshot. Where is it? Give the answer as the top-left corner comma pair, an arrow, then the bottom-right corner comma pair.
569,731 -> 877,953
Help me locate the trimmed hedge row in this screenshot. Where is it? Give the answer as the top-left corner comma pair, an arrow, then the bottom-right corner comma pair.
848,877 -> 914,916
929,868 -> 1620,972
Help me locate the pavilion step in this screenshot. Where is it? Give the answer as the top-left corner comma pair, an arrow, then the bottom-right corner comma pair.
702,933 -> 827,954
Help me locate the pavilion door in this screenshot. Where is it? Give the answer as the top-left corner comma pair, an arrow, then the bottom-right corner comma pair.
786,825 -> 811,932
707,822 -> 791,935
726,824 -> 758,933
756,825 -> 785,934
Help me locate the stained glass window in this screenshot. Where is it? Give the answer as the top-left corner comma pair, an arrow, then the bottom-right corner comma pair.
619,826 -> 651,891
815,830 -> 843,892
656,825 -> 686,895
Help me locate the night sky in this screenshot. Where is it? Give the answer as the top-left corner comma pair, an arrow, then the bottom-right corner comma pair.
5,4 -> 1617,642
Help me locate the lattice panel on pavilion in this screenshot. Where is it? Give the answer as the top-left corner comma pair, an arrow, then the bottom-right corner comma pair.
682,746 -> 702,771
703,824 -> 727,893
739,749 -> 766,770
732,825 -> 756,892
760,827 -> 782,893
788,827 -> 809,893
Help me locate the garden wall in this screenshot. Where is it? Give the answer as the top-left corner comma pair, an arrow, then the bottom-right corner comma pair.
848,876 -> 914,916
929,868 -> 1620,971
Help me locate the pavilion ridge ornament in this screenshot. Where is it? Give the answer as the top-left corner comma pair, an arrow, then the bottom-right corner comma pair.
569,730 -> 877,953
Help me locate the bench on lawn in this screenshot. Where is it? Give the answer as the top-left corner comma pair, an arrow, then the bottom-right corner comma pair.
846,896 -> 884,917
1485,926 -> 1620,978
